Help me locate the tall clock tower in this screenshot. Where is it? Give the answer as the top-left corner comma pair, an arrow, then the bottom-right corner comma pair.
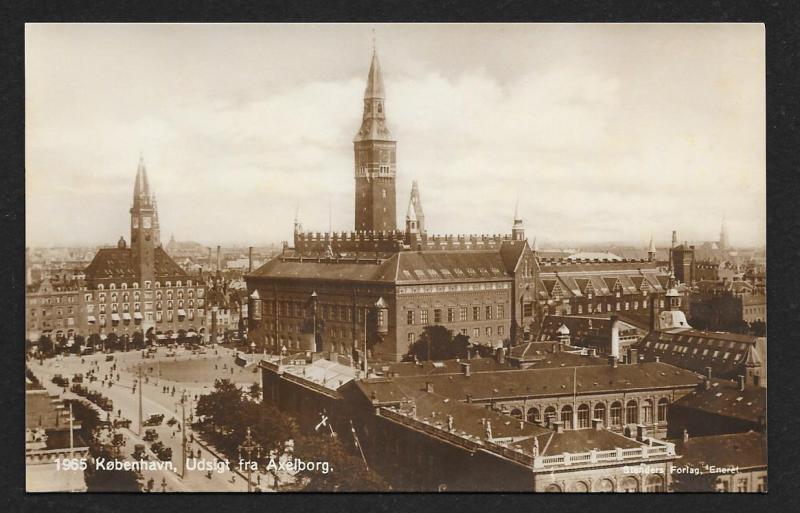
130,156 -> 157,290
354,49 -> 397,232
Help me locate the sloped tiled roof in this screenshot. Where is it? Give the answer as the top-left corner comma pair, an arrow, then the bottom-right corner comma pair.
84,247 -> 189,282
673,431 -> 766,471
672,379 -> 765,423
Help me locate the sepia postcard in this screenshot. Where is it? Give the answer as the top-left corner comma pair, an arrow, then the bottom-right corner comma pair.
24,23 -> 766,493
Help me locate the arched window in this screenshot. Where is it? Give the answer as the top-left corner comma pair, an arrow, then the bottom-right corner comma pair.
560,405 -> 573,429
594,403 -> 606,424
620,476 -> 638,493
109,283 -> 116,290
121,283 -> 127,289
510,408 -> 523,419
577,404 -> 590,428
657,398 -> 668,423
568,481 -> 589,492
527,407 -> 540,423
646,474 -> 664,492
544,406 -> 557,425
596,479 -> 614,492
610,402 -> 623,427
98,284 -> 105,290
626,400 -> 639,425
176,281 -> 182,287
544,483 -> 562,493
643,400 -> 654,424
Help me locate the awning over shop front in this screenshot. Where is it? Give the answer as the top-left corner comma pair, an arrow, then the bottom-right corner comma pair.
122,312 -> 132,321
87,315 -> 96,323
177,309 -> 187,317
156,334 -> 166,340
133,312 -> 143,320
111,313 -> 121,322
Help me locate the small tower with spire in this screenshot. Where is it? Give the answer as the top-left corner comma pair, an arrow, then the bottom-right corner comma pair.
409,180 -> 425,235
512,199 -> 525,241
130,155 -> 158,331
404,193 -> 420,248
647,234 -> 657,262
353,44 -> 397,233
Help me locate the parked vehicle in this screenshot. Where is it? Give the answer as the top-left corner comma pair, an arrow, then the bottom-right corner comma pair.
143,429 -> 158,442
132,444 -> 148,460
143,413 -> 164,426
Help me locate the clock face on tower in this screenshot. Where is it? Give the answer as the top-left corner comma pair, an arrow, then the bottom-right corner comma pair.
142,216 -> 151,229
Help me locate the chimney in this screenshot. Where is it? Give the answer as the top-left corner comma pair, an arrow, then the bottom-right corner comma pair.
610,315 -> 620,359
216,245 -> 221,272
592,418 -> 603,431
649,295 -> 660,331
552,420 -> 564,433
461,362 -> 471,377
495,347 -> 506,365
636,424 -> 647,442
703,377 -> 712,390
654,356 -> 660,363
207,247 -> 213,271
705,366 -> 712,380
628,348 -> 638,365
737,374 -> 745,391
425,382 -> 434,394
466,393 -> 472,403
588,348 -> 597,358
608,355 -> 618,368
248,246 -> 253,273
683,429 -> 689,442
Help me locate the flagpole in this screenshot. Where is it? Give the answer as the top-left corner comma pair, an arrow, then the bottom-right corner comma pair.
350,419 -> 368,470
69,402 -> 74,459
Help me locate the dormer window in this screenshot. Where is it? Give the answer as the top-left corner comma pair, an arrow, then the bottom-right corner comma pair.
134,282 -> 140,289
121,283 -> 128,290
110,283 -> 116,290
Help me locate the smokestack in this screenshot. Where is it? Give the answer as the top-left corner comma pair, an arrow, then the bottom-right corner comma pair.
425,382 -> 434,394
216,245 -> 221,272
461,362 -> 471,377
671,230 -> 677,248
649,295 -> 660,331
208,247 -> 212,272
610,315 -> 620,359
248,246 -> 253,273
738,374 -> 745,391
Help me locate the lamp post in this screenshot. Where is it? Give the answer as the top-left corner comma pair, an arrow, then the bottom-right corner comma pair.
176,390 -> 188,478
310,291 -> 318,353
237,427 -> 262,492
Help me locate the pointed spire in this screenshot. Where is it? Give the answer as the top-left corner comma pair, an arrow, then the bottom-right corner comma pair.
406,194 -> 417,222
514,196 -> 520,222
532,237 -> 539,252
364,47 -> 385,100
648,234 -> 656,253
133,154 -> 151,206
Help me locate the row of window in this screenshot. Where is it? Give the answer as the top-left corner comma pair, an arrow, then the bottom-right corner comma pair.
93,289 -> 204,303
28,295 -> 76,306
398,283 -> 511,294
94,280 -> 196,290
545,475 -> 664,493
512,399 -> 669,429
407,325 -> 505,344
88,299 -> 201,314
406,305 -> 506,325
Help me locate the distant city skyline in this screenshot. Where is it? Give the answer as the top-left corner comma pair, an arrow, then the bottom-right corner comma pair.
26,24 -> 765,248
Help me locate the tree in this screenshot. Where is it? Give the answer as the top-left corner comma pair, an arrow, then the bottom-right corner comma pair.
406,325 -> 470,361
195,379 -> 244,434
131,331 -> 144,350
248,382 -> 262,402
106,333 -> 119,352
297,433 -> 389,491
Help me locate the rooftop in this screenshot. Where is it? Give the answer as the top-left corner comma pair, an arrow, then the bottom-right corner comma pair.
673,431 -> 766,471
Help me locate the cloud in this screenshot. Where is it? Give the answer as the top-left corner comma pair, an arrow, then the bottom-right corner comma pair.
25,24 -> 765,249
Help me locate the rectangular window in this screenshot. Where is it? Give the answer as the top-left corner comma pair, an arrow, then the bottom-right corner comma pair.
421,309 -> 429,324
485,306 -> 493,320
407,310 -> 414,325
498,326 -> 504,336
434,309 -> 442,323
447,308 -> 455,323
472,328 -> 480,340
485,326 -> 492,337
407,332 -> 414,343
497,305 -> 504,318
523,303 -> 533,317
472,306 -> 480,321
459,306 -> 468,322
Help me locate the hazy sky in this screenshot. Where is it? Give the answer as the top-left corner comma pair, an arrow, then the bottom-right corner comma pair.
26,23 -> 765,248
